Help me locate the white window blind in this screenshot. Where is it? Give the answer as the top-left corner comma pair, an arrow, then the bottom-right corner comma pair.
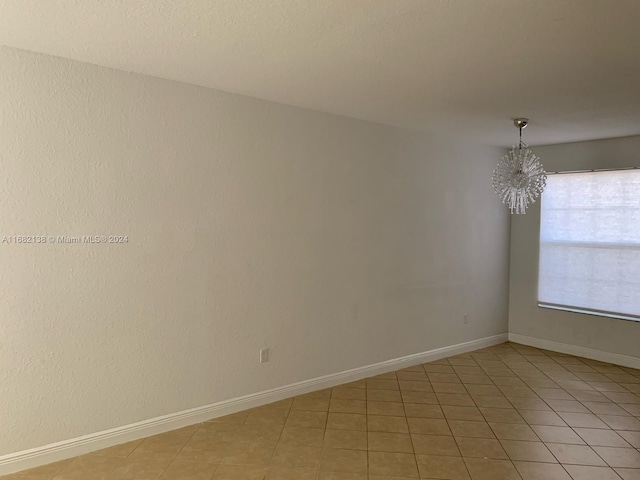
538,169 -> 640,322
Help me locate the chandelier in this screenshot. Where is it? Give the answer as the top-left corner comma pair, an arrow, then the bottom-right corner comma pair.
492,119 -> 547,214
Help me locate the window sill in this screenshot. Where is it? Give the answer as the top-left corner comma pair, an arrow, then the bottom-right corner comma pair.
537,303 -> 640,323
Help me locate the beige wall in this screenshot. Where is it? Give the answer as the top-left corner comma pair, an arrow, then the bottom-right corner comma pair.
509,135 -> 640,358
0,46 -> 510,456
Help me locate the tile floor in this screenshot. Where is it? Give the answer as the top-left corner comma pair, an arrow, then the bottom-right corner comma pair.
3,342 -> 640,479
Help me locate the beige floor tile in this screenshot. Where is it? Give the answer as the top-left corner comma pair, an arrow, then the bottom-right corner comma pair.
323,429 -> 367,450
286,410 -> 327,429
508,397 -> 552,411
518,410 -> 567,427
109,456 -> 169,479
615,468 -> 640,480
471,395 -> 513,409
589,382 -> 629,393
465,385 -> 502,396
245,409 -> 289,427
499,386 -> 538,398
407,417 -> 451,436
583,402 -> 630,415
621,404 -> 640,416
533,388 -> 575,400
523,379 -> 561,389
567,390 -> 609,403
399,380 -> 433,392
545,399 -> 590,413
134,436 -> 187,456
433,383 -> 468,394
400,390 -> 438,404
332,387 -> 366,401
220,443 -> 275,466
453,366 -> 484,376
545,443 -> 607,466
479,407 -> 525,424
52,455 -> 125,480
412,434 -> 460,456
592,447 -> 640,468
279,426 -> 325,447
448,420 -> 495,439
443,406 -> 484,421
367,432 -> 413,453
513,461 -> 572,479
429,373 -> 462,384
292,396 -> 330,412
557,412 -> 609,429
598,415 -> 640,431
458,374 -> 494,385
159,461 -> 217,480
265,466 -> 316,479
483,372 -> 519,381
326,413 -> 367,431
602,393 -> 640,404
562,465 -> 622,480
369,452 -> 419,477
367,415 -> 409,433
367,401 -> 406,417
174,438 -> 230,464
490,377 -> 525,387
403,403 -> 443,418
194,422 -> 236,440
617,430 -> 640,448
329,399 -> 366,414
463,457 -> 519,479
447,356 -> 477,367
455,437 -> 508,459
530,425 -> 585,444
490,423 -> 539,441
270,444 -> 321,469
437,394 -> 475,406
368,389 -> 403,402
500,440 -> 557,463
318,448 -> 367,473
367,379 -> 400,391
212,465 -> 267,479
574,427 -> 631,447
215,425 -> 282,445
416,454 -> 469,479
127,450 -> 180,469
317,472 -> 367,480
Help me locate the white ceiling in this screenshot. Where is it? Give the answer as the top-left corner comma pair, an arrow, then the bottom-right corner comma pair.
1,0 -> 639,146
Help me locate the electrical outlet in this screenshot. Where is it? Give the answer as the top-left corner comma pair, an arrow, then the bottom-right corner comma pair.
260,348 -> 269,363
463,314 -> 469,324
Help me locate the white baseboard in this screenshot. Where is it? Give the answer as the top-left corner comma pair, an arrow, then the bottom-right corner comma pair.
0,333 -> 507,475
508,333 -> 640,370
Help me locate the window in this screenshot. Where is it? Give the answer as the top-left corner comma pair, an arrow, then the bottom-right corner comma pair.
538,169 -> 640,322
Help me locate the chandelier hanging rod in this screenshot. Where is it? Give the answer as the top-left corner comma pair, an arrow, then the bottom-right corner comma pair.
514,118 -> 528,149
